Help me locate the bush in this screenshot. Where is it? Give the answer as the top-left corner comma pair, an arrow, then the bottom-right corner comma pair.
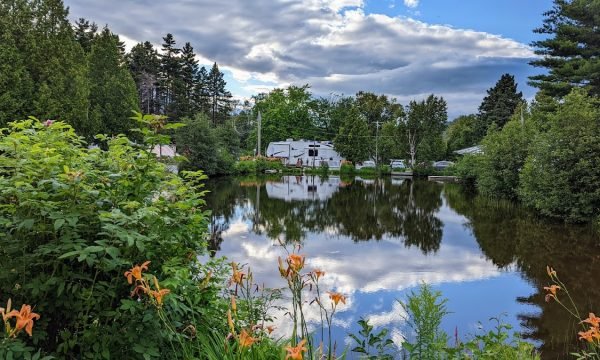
340,162 -> 355,174
234,159 -> 257,174
0,115 -> 222,358
454,154 -> 483,187
412,162 -> 435,177
519,89 -> 600,222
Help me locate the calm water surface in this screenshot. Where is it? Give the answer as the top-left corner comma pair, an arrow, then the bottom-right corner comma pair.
204,176 -> 600,359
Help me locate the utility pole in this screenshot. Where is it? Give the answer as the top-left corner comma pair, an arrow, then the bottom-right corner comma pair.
257,111 -> 262,156
375,120 -> 381,166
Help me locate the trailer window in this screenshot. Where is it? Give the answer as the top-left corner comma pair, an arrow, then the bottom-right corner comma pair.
308,149 -> 318,157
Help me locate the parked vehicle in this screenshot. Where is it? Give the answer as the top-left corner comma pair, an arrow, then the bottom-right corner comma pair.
433,160 -> 455,170
390,159 -> 406,169
356,160 -> 376,169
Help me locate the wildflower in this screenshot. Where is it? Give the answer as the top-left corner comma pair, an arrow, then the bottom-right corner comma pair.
124,261 -> 151,284
546,266 -> 557,278
543,285 -> 561,302
238,329 -> 257,348
0,299 -> 17,323
312,269 -> 325,281
278,257 -> 289,278
231,295 -> 237,313
231,262 -> 245,285
578,327 -> 600,343
287,254 -> 305,273
583,313 -> 600,328
227,310 -> 235,335
285,339 -> 307,360
328,291 -> 346,306
150,277 -> 170,304
13,304 -> 40,337
43,119 -> 53,127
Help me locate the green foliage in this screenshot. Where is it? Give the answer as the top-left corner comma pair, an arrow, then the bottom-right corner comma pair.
88,27 -> 140,139
175,113 -> 239,176
447,317 -> 539,359
529,0 -> 600,97
519,89 -> 600,222
476,104 -> 534,200
0,115 -> 222,358
475,74 -> 524,141
412,162 -> 436,177
400,283 -> 449,359
454,154 -> 483,188
401,95 -> 448,165
349,318 -> 396,359
251,85 -> 316,151
445,115 -> 477,155
340,163 -> 356,174
334,108 -> 371,164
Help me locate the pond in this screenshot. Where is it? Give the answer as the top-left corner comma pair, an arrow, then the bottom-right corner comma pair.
204,175 -> 600,359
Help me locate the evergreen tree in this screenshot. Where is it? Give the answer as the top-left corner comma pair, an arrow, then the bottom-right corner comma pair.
177,42 -> 199,119
475,74 -> 523,140
159,33 -> 181,118
206,62 -> 232,126
28,0 -> 90,134
194,66 -> 210,115
529,0 -> 600,97
334,108 -> 371,164
0,3 -> 33,125
128,41 -> 161,114
73,17 -> 97,53
88,27 -> 139,138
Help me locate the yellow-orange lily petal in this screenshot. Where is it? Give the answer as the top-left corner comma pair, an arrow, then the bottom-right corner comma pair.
583,313 -> 600,328
328,291 -> 346,306
285,339 -> 307,360
13,304 -> 40,337
238,329 -> 257,348
124,261 -> 151,284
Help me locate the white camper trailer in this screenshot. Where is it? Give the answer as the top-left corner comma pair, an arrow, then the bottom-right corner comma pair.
265,139 -> 345,168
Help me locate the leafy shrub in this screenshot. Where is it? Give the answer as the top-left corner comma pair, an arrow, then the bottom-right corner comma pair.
340,162 -> 355,174
400,283 -> 449,359
454,154 -> 483,187
412,162 -> 435,177
234,159 -> 257,174
519,89 -> 600,222
349,318 -> 395,359
0,115 -> 221,358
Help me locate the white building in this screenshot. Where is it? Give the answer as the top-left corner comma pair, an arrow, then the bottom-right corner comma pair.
265,139 -> 345,168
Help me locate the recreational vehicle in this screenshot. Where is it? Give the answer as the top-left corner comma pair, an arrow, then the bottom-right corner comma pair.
265,139 -> 345,168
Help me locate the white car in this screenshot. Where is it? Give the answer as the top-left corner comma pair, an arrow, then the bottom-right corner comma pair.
433,160 -> 455,170
356,160 -> 376,169
390,159 -> 406,169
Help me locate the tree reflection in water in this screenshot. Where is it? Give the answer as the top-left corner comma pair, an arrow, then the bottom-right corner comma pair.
444,184 -> 600,359
205,176 -> 600,359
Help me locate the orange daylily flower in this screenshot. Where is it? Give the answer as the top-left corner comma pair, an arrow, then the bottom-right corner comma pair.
0,299 -> 18,323
231,262 -> 245,285
238,329 -> 257,348
266,325 -> 276,334
278,257 -> 289,278
546,266 -> 557,278
287,254 -> 305,273
578,327 -> 600,343
544,285 -> 560,296
285,339 -> 307,360
124,261 -> 151,284
328,292 -> 346,306
149,277 -> 170,306
583,313 -> 600,328
13,304 -> 40,337
312,269 -> 325,281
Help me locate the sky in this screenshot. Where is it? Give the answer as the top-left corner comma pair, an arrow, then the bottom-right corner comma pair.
64,0 -> 553,119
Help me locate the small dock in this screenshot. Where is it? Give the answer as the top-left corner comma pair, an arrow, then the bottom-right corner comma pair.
392,171 -> 413,176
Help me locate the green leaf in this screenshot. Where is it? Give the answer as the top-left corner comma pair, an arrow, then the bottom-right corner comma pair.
54,218 -> 65,230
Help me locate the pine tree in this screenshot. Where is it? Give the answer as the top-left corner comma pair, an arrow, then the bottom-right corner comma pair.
88,27 -> 139,138
206,62 -> 232,126
128,41 -> 161,114
159,33 -> 181,118
475,74 -> 523,140
28,0 -> 90,134
177,42 -> 199,119
74,17 -> 97,53
0,2 -> 34,125
194,66 -> 210,115
529,0 -> 600,97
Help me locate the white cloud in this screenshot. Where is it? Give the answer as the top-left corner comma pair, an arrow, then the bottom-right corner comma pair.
404,0 -> 419,8
65,0 -> 536,117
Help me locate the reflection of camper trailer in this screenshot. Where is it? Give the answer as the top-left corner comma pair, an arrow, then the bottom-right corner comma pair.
266,176 -> 342,201
266,139 -> 345,168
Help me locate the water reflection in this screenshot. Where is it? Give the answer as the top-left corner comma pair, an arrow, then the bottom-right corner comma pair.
204,176 -> 600,359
